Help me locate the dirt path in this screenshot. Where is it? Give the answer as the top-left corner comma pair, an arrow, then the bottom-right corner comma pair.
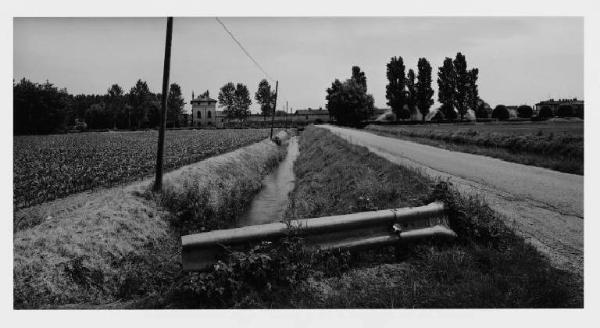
321,125 -> 583,277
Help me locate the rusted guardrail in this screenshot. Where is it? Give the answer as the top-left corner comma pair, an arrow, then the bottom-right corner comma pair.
181,202 -> 455,271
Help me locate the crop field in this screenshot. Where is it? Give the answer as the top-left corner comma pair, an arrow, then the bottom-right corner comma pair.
366,120 -> 583,174
13,129 -> 271,209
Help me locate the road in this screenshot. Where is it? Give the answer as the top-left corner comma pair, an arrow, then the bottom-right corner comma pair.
321,125 -> 583,276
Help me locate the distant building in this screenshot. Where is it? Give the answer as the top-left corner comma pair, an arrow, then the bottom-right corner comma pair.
534,98 -> 584,116
190,90 -> 224,128
293,107 -> 331,122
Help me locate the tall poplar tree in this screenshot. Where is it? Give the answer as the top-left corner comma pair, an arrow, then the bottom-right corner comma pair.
437,57 -> 456,120
385,56 -> 407,120
416,58 -> 434,122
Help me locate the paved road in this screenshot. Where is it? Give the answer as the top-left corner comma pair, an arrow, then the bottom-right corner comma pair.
322,125 -> 583,276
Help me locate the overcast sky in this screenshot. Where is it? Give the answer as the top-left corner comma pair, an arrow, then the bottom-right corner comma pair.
14,17 -> 583,113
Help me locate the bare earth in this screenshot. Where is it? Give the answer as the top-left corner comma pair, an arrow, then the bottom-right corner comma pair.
321,125 -> 583,277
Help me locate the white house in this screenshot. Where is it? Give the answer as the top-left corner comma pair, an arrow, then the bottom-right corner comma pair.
190,91 -> 224,128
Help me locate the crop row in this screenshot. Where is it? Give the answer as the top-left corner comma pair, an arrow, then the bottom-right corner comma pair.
13,129 -> 271,209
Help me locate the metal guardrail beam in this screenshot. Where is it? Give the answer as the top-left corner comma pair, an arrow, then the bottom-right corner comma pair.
181,202 -> 454,271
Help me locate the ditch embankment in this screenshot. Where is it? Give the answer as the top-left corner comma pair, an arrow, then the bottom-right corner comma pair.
13,131 -> 290,309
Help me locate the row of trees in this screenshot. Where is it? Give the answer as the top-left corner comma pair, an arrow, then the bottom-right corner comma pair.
385,57 -> 435,121
326,53 -> 481,126
437,53 -> 482,120
217,79 -> 277,121
13,78 -> 185,135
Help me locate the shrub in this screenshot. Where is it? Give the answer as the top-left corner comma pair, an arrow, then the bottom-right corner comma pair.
557,105 -> 574,117
538,106 -> 554,119
491,105 -> 509,120
517,105 -> 533,118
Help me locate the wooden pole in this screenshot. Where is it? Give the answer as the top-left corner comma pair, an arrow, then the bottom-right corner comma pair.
269,80 -> 278,139
153,17 -> 173,192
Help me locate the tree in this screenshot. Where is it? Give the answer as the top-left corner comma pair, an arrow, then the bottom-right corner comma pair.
234,83 -> 252,120
218,82 -> 236,119
453,52 -> 470,120
466,68 -> 480,112
167,83 -> 184,127
128,79 -> 153,129
538,106 -> 554,119
255,79 -> 276,119
84,102 -> 112,129
437,57 -> 456,120
492,105 -> 509,120
517,105 -> 533,118
475,100 -> 491,119
351,66 -> 367,90
416,58 -> 434,122
406,69 -> 417,117
218,82 -> 251,120
326,78 -> 374,126
13,78 -> 69,135
107,84 -> 124,129
385,56 -> 406,120
557,104 -> 574,117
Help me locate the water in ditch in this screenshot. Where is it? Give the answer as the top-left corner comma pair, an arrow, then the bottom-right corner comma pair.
236,136 -> 299,227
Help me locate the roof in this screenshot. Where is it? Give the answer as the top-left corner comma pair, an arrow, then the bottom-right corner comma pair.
295,109 -> 329,115
191,94 -> 217,104
535,98 -> 583,106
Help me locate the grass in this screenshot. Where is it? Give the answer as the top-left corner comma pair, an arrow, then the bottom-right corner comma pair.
365,122 -> 583,175
13,133 -> 289,309
281,126 -> 581,308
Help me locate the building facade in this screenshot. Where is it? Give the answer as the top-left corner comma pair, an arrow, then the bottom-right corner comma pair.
534,98 -> 584,116
190,91 -> 224,128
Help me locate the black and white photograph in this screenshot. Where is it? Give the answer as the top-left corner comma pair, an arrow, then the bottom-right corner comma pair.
3,0 -> 600,326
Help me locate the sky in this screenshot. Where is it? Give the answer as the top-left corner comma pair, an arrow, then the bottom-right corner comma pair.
13,17 -> 583,114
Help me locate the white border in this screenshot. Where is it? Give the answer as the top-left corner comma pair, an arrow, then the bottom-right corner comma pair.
3,1 -> 599,327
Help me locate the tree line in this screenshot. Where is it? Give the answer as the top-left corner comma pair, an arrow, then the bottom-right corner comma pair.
217,79 -> 277,121
14,77 -> 280,135
13,78 -> 185,135
326,53 -> 484,124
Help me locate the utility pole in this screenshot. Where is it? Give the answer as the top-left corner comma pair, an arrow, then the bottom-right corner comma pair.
285,101 -> 289,129
269,80 -> 278,139
153,17 -> 173,192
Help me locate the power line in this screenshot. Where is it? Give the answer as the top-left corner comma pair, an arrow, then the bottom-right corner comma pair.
215,17 -> 275,82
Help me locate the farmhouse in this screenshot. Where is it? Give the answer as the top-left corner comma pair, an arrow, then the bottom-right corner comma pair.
292,108 -> 331,122
190,91 -> 225,128
534,98 -> 584,116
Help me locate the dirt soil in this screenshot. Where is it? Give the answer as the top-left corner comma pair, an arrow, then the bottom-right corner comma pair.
322,125 -> 583,278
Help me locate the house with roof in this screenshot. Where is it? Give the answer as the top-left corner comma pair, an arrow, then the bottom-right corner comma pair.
534,98 -> 584,116
293,107 -> 331,122
190,90 -> 225,128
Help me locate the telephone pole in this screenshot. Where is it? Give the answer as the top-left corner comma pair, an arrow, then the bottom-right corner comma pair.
269,80 -> 278,139
153,17 -> 173,192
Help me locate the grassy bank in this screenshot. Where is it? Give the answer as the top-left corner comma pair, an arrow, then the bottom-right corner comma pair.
365,124 -> 583,175
176,126 -> 580,308
13,133 -> 288,309
289,126 -> 582,307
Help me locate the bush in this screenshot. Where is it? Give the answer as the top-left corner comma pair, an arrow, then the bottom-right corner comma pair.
517,105 -> 533,118
557,105 -> 574,117
538,106 -> 554,119
491,105 -> 509,120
